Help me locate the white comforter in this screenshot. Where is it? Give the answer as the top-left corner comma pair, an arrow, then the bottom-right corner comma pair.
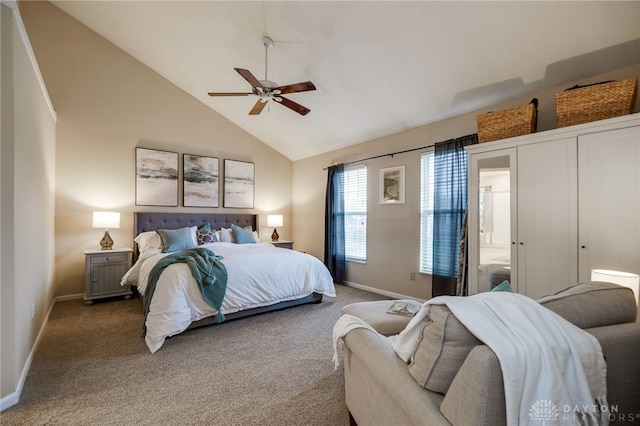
122,242 -> 336,353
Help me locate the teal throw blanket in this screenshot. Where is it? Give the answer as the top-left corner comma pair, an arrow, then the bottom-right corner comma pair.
142,247 -> 228,337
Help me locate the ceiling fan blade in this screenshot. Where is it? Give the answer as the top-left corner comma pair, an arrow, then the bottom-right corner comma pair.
274,81 -> 316,94
277,96 -> 311,116
248,99 -> 268,115
235,68 -> 264,89
207,92 -> 253,96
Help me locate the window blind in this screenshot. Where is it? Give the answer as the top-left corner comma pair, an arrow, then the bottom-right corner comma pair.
420,152 -> 435,273
344,165 -> 367,261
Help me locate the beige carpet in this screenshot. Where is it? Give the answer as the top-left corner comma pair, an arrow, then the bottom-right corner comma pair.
1,285 -> 387,425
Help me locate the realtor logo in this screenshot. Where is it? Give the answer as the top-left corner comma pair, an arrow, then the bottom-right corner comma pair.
529,399 -> 559,424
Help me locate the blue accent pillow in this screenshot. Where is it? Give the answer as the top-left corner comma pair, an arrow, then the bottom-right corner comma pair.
157,227 -> 197,253
231,223 -> 255,244
491,280 -> 513,292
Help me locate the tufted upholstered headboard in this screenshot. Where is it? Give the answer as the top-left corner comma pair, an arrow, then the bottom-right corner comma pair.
133,212 -> 257,260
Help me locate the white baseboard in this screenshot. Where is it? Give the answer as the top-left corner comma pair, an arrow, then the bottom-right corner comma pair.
343,281 -> 425,303
55,293 -> 83,302
0,297 -> 56,412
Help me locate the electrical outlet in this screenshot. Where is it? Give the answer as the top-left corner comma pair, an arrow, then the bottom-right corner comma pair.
31,303 -> 35,320
410,272 -> 416,281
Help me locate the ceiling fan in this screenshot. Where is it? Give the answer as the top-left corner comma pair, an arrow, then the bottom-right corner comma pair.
208,36 -> 316,116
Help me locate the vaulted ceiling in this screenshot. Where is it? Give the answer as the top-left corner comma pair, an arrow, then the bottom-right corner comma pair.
51,1 -> 640,161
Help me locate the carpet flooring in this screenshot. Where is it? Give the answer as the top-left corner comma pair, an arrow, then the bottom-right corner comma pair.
1,285 -> 387,426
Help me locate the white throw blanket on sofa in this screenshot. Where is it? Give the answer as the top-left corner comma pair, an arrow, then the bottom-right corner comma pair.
332,314 -> 381,368
393,292 -> 608,426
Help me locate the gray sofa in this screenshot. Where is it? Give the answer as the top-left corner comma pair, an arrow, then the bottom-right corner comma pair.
340,282 -> 640,425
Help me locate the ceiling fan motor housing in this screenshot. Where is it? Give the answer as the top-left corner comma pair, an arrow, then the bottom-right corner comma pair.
208,35 -> 315,116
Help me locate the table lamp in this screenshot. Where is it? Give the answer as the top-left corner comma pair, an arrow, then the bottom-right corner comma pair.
93,211 -> 120,250
591,269 -> 640,305
267,214 -> 283,242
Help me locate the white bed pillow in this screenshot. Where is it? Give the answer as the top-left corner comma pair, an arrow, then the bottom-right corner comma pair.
219,228 -> 234,243
134,231 -> 163,253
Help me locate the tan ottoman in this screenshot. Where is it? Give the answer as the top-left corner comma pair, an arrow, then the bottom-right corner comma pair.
341,299 -> 421,336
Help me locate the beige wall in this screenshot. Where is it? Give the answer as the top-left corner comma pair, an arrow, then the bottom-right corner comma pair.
293,65 -> 640,301
16,2 -> 640,303
19,1 -> 294,297
1,3 -> 57,404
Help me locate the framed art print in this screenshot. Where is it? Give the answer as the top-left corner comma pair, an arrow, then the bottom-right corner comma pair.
380,165 -> 405,204
223,159 -> 255,208
183,154 -> 219,207
135,148 -> 178,206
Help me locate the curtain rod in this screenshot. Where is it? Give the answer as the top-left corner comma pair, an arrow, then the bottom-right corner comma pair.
323,143 -> 435,170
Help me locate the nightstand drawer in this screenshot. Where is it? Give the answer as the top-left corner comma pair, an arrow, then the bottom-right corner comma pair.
90,253 -> 128,264
271,241 -> 294,250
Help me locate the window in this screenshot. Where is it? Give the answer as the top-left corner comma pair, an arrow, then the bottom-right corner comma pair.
344,165 -> 367,261
420,152 -> 435,273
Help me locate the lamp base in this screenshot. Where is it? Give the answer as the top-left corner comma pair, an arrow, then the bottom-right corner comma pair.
271,228 -> 279,242
100,230 -> 114,250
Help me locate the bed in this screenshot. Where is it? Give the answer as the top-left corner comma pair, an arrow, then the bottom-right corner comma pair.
123,212 -> 336,353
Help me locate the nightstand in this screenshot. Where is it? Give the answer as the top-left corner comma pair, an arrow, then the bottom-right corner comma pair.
270,240 -> 294,250
84,247 -> 133,305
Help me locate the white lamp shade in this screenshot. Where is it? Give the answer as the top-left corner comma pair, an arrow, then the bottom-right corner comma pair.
591,269 -> 640,305
267,214 -> 283,228
92,211 -> 120,229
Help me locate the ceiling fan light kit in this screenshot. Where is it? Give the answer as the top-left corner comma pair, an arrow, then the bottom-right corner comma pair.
208,36 -> 316,116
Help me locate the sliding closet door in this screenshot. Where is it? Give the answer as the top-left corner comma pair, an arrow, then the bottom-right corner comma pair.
578,126 -> 640,281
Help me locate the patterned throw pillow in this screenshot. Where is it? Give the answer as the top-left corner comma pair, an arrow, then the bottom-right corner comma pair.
197,229 -> 218,245
197,223 -> 219,245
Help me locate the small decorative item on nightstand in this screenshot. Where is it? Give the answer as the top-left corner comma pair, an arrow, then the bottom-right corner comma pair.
92,211 -> 120,250
84,247 -> 133,305
267,214 -> 283,242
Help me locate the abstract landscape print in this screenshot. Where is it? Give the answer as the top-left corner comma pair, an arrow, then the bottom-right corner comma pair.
136,148 -> 178,206
183,154 -> 219,207
223,159 -> 254,208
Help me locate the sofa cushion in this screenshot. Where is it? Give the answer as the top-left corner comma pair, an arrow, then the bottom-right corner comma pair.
341,300 -> 419,336
537,282 -> 637,329
408,304 -> 481,394
440,345 -> 506,426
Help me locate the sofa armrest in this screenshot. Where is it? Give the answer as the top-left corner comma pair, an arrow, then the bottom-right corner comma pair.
440,345 -> 507,426
586,321 -> 640,420
342,328 -> 451,426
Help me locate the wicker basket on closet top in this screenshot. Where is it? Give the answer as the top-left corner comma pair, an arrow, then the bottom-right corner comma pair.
476,99 -> 538,143
556,77 -> 637,128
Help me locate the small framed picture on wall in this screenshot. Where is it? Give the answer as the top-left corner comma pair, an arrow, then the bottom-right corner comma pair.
379,165 -> 405,204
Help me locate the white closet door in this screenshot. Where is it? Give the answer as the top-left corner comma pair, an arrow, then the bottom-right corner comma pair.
517,137 -> 578,299
578,126 -> 640,281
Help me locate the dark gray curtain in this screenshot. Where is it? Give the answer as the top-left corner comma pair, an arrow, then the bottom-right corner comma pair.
324,164 -> 345,284
432,134 -> 478,297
